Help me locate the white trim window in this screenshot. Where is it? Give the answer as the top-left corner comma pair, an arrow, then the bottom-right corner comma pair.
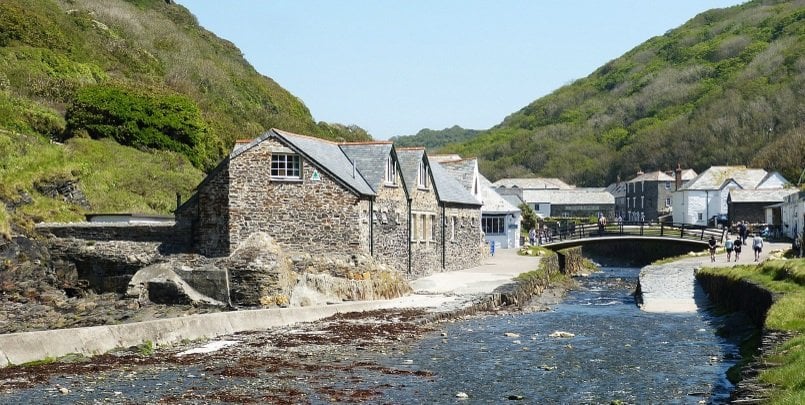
665,197 -> 672,207
482,216 -> 505,235
450,216 -> 456,240
384,155 -> 396,185
417,161 -> 429,189
270,154 -> 301,178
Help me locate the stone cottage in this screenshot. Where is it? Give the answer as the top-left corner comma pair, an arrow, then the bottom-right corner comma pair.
176,129 -> 484,278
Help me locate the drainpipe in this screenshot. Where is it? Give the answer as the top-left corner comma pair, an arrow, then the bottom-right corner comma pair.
369,199 -> 374,256
705,190 -> 709,225
441,205 -> 446,270
407,199 -> 412,275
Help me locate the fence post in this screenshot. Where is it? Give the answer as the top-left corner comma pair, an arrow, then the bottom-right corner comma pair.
680,224 -> 684,238
640,222 -> 644,236
660,223 -> 664,237
700,227 -> 705,240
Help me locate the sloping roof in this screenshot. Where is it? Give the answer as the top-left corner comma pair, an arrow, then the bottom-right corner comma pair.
501,194 -> 524,208
627,171 -> 675,183
680,166 -> 769,191
236,129 -> 375,197
395,148 -> 425,190
522,189 -> 615,205
606,182 -> 627,197
428,154 -> 463,163
430,160 -> 482,206
478,174 -> 519,214
339,142 -> 393,193
492,177 -> 573,190
728,188 -> 798,203
438,158 -> 477,192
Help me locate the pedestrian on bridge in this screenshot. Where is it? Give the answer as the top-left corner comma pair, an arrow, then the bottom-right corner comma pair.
734,237 -> 742,261
752,233 -> 764,262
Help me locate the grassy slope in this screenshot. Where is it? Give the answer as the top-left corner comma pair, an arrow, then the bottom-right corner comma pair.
0,0 -> 371,232
443,0 -> 804,184
698,258 -> 805,403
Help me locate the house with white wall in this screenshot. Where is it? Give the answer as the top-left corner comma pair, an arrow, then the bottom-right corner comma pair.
672,166 -> 791,226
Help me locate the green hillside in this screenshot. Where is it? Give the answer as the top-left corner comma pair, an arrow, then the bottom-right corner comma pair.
0,0 -> 370,234
444,0 -> 804,185
390,126 -> 482,149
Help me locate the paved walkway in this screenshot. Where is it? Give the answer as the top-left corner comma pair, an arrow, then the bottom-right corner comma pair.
639,237 -> 790,313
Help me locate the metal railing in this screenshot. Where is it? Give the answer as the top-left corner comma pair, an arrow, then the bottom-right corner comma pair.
539,221 -> 727,246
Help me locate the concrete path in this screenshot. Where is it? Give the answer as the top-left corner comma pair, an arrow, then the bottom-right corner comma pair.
639,236 -> 790,313
0,249 -> 540,367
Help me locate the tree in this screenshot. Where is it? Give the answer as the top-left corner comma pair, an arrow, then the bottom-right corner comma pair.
519,203 -> 539,233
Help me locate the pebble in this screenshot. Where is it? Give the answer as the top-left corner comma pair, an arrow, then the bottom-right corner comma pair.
59,387 -> 69,395
507,394 -> 524,400
455,392 -> 469,399
503,332 -> 520,338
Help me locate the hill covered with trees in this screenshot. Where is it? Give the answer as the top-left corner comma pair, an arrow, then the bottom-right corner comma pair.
390,126 -> 482,149
0,0 -> 370,234
443,0 -> 804,185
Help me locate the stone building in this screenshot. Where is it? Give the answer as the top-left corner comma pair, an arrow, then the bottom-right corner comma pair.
176,129 -> 484,278
624,168 -> 697,223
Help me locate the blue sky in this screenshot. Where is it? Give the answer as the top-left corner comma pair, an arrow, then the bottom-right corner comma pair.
175,1 -> 746,139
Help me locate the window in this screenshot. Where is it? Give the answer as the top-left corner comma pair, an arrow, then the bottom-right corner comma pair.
421,215 -> 427,241
417,161 -> 429,188
640,196 -> 644,209
534,204 -> 540,211
641,181 -> 644,192
698,213 -> 703,221
450,216 -> 456,240
271,154 -> 301,178
384,155 -> 396,185
482,216 -> 505,235
632,197 -> 636,208
665,181 -> 671,190
411,214 -> 418,241
665,197 -> 671,207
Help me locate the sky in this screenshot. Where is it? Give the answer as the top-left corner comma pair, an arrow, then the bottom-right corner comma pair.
175,0 -> 747,139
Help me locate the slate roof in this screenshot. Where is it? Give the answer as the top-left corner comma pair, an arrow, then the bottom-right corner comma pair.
680,166 -> 769,191
430,160 -> 482,206
395,148 -> 425,191
478,174 -> 519,214
522,189 -> 615,205
438,158 -> 477,193
606,182 -> 627,197
492,178 -> 573,190
235,129 -> 376,197
728,188 -> 798,203
501,194 -> 524,208
627,171 -> 675,183
339,142 -> 394,193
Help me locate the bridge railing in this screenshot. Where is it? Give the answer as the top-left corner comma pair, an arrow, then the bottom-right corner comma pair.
540,221 -> 726,245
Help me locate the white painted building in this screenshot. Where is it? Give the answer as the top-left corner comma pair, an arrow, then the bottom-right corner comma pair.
778,191 -> 805,240
434,156 -> 522,249
672,166 -> 791,226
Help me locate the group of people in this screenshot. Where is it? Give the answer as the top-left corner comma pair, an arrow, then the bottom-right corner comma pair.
528,227 -> 553,245
708,225 -> 764,263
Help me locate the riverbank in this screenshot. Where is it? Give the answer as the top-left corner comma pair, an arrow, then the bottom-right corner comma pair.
697,257 -> 805,404
0,248 -> 585,402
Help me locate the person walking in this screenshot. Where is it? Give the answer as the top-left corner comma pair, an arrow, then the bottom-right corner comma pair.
724,236 -> 734,262
752,233 -> 764,262
708,235 -> 717,263
739,221 -> 749,245
529,228 -> 536,246
734,237 -> 742,262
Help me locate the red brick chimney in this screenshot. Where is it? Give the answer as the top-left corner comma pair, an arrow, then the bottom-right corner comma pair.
675,164 -> 683,190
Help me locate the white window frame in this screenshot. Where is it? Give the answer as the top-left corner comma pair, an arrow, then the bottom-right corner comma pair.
641,196 -> 644,209
665,181 -> 671,190
665,197 -> 672,207
482,216 -> 506,235
450,216 -> 456,240
270,154 -> 301,179
417,161 -> 429,189
384,155 -> 396,185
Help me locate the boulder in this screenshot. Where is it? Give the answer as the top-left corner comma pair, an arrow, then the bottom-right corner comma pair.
126,263 -> 225,307
218,232 -> 296,307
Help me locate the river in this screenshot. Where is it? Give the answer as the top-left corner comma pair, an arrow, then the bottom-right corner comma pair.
0,265 -> 741,404
373,265 -> 740,403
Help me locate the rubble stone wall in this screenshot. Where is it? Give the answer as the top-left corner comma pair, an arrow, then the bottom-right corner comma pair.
227,139 -> 371,257
371,171 -> 410,274
442,206 -> 484,272
409,181 -> 441,278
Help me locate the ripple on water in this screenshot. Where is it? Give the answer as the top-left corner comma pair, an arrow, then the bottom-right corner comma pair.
375,266 -> 739,404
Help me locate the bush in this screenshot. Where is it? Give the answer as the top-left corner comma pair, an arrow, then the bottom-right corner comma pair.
65,84 -> 216,168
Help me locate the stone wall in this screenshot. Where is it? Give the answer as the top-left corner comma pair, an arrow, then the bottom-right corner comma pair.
442,206 -> 484,272
36,222 -> 189,253
227,139 -> 370,257
371,172 -> 409,274
189,160 -> 231,257
695,272 -> 774,328
408,180 -> 441,278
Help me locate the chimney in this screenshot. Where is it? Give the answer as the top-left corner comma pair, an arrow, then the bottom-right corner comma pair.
675,164 -> 682,190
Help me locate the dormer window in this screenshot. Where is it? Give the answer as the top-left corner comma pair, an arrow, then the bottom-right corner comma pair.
271,154 -> 301,179
417,161 -> 429,189
384,155 -> 396,185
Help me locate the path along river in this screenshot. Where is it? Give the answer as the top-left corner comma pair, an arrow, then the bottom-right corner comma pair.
0,263 -> 743,404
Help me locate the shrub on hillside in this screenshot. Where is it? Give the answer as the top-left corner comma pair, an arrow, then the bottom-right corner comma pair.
64,84 -> 219,168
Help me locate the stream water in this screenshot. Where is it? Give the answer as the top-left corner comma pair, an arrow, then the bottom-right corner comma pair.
0,265 -> 741,404
374,265 -> 740,404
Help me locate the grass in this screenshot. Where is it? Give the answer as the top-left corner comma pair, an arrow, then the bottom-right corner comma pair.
697,258 -> 805,402
0,129 -> 203,231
